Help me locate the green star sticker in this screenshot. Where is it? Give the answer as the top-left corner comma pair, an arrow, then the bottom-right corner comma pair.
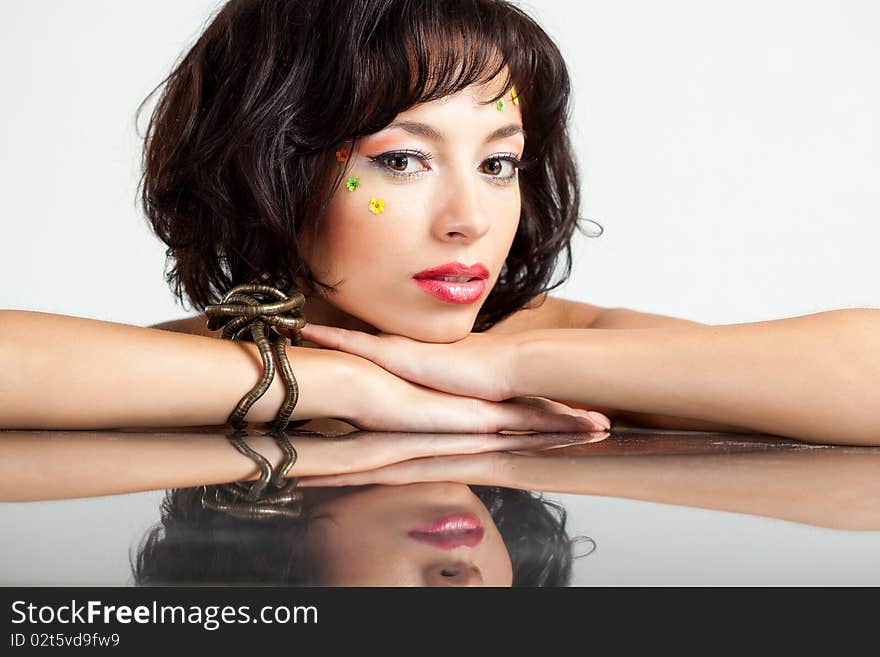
496,99 -> 505,111
346,176 -> 360,191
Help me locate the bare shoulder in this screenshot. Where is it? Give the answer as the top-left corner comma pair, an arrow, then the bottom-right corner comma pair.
485,294 -> 608,333
486,294 -> 708,331
148,314 -> 220,337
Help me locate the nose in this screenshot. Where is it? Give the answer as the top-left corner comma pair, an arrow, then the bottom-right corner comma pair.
430,171 -> 491,243
426,562 -> 484,587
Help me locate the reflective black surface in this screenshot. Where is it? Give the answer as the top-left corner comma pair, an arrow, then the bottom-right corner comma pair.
2,425 -> 880,586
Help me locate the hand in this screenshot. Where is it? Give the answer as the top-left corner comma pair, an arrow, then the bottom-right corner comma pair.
341,354 -> 610,433
301,323 -> 519,401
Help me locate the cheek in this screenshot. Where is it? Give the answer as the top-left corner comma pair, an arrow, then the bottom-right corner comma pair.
501,191 -> 521,238
310,168 -> 521,335
307,509 -> 419,585
488,191 -> 521,270
315,173 -> 425,281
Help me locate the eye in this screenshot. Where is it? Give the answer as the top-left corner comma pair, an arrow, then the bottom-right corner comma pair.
481,153 -> 523,184
368,149 -> 434,180
386,154 -> 415,172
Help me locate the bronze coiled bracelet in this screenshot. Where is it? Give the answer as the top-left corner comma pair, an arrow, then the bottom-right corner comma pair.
200,283 -> 310,519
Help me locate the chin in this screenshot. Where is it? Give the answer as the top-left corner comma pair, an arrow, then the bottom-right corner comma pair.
380,314 -> 477,343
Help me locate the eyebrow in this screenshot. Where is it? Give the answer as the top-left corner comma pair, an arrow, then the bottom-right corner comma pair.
385,120 -> 526,143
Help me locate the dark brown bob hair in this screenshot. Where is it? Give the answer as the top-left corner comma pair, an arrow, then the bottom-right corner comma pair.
138,0 -> 593,331
133,485 -> 587,587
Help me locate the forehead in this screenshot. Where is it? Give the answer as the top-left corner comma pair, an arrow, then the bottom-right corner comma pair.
370,78 -> 524,143
403,70 -> 514,113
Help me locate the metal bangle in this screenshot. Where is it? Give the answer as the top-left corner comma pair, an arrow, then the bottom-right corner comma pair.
201,284 -> 308,518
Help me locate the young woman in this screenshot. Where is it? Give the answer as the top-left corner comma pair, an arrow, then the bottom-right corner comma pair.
1,0 -> 877,443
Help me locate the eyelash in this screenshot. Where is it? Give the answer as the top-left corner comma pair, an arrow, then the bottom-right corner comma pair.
366,149 -> 526,185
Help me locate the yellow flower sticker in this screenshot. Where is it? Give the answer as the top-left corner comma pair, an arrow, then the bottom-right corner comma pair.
368,198 -> 385,214
510,87 -> 519,106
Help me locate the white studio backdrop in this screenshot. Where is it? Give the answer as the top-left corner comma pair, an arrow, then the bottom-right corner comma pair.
1,0 -> 877,323
1,1 -> 879,586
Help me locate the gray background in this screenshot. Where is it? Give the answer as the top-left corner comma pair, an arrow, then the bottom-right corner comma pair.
1,0 -> 879,584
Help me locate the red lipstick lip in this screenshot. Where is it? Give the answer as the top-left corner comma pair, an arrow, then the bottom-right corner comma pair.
412,278 -> 486,304
412,262 -> 490,280
407,513 -> 485,550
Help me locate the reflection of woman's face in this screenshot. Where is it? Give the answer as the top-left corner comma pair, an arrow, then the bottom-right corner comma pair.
306,483 -> 514,586
301,74 -> 524,342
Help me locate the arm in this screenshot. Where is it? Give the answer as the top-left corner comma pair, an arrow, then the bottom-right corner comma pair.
0,310 -> 352,429
149,315 -> 220,337
502,449 -> 880,531
0,310 -> 603,433
512,308 -> 880,445
574,305 -> 759,432
0,429 -> 585,501
491,297 -> 772,433
306,448 -> 880,531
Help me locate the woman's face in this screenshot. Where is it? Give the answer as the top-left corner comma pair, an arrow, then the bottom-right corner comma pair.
306,483 -> 513,586
301,75 -> 524,342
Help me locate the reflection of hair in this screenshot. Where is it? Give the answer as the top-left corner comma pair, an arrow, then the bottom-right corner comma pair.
132,485 -> 589,586
133,486 -> 318,585
472,486 -> 583,587
137,0 -> 587,331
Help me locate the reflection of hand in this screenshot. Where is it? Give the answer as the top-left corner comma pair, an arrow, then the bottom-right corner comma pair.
0,429 -> 597,501
306,324 -> 610,431
296,431 -> 610,488
296,430 -> 606,477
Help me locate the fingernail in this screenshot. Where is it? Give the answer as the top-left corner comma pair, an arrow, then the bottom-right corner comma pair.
574,418 -> 604,432
586,411 -> 611,430
561,431 -> 610,444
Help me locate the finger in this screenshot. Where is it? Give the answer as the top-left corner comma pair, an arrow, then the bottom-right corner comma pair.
346,431 -> 594,473
300,323 -> 382,360
301,323 -> 418,378
506,432 -> 611,455
349,432 -> 489,470
298,465 -> 428,487
298,454 -> 495,487
400,431 -> 597,459
472,432 -> 599,452
510,397 -> 611,430
489,399 -> 610,433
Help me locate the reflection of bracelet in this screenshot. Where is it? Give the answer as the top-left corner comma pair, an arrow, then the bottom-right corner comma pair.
201,428 -> 303,519
202,284 -> 308,518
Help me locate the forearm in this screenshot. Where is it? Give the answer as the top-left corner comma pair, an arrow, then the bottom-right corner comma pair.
512,309 -> 880,445
0,432 -> 276,500
585,308 -> 792,432
0,310 -> 355,429
494,450 -> 880,530
0,431 -> 357,500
